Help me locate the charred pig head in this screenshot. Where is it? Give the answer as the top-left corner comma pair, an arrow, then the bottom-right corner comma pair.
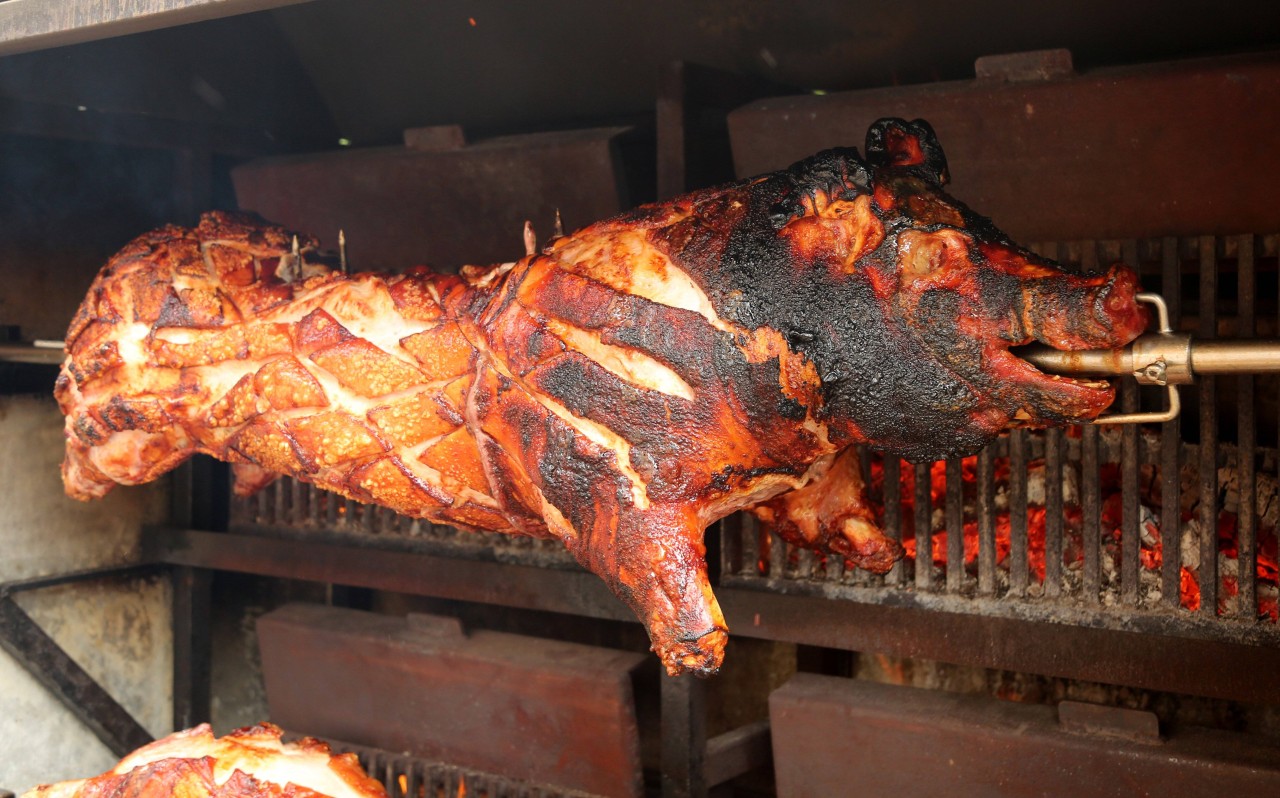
57,119 -> 1147,675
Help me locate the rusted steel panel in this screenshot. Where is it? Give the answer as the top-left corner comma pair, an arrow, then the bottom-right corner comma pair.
0,0 -> 313,57
257,602 -> 645,798
770,673 -> 1280,798
729,53 -> 1280,241
232,127 -> 629,273
717,586 -> 1280,705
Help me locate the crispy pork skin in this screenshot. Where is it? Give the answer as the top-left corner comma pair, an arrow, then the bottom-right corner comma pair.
22,723 -> 386,798
56,119 -> 1147,675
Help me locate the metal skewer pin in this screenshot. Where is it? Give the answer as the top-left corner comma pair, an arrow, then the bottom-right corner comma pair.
523,221 -> 537,257
1017,293 -> 1280,424
339,229 -> 347,274
285,235 -> 300,283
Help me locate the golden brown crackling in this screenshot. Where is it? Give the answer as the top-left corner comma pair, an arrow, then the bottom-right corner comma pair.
367,389 -> 459,448
23,723 -> 387,798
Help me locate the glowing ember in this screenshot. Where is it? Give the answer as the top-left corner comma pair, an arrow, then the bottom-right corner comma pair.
764,440 -> 1279,622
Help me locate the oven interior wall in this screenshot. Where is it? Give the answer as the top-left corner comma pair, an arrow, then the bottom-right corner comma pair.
0,395 -> 170,790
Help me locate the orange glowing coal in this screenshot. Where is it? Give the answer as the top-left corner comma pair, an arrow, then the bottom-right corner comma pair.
833,444 -> 1280,620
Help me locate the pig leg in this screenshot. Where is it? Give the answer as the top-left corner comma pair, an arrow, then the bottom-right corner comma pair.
750,448 -> 903,574
567,503 -> 728,676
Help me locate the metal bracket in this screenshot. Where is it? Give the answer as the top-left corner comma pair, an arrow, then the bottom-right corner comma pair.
0,567 -> 158,758
1090,293 -> 1184,425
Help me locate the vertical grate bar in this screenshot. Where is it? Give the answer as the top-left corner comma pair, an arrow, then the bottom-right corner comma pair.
914,462 -> 933,591
884,457 -> 904,586
1078,239 -> 1101,603
1120,378 -> 1141,606
404,762 -> 420,798
854,448 -> 873,585
273,478 -> 286,526
945,457 -> 964,593
1199,235 -> 1219,616
1160,236 -> 1183,608
795,545 -> 815,581
1082,424 -> 1102,603
255,484 -> 268,525
1120,238 -> 1142,606
720,514 -> 743,580
977,446 -> 996,596
1238,233 -> 1257,618
1044,428 -> 1064,597
1009,430 -> 1029,597
769,526 -> 786,579
291,478 -> 305,526
741,514 -> 760,578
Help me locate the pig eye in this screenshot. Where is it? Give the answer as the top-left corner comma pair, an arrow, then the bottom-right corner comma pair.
768,201 -> 794,228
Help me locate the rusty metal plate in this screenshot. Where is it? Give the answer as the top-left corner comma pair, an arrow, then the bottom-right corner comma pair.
729,52 -> 1280,241
770,673 -> 1280,798
232,127 -> 629,272
257,603 -> 646,798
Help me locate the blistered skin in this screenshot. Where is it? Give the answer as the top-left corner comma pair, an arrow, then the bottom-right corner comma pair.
56,119 -> 1147,675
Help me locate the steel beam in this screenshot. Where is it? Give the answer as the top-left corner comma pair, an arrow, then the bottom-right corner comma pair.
0,596 -> 152,758
146,527 -> 635,623
717,586 -> 1280,706
146,527 -> 1280,705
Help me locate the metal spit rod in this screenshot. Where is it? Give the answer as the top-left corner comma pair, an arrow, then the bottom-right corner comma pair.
1018,293 -> 1280,424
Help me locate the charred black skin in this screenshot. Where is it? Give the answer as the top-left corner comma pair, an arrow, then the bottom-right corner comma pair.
642,119 -> 1098,462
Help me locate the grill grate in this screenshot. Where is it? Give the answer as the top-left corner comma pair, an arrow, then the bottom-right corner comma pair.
230,480 -> 577,569
325,737 -> 603,798
721,233 -> 1280,643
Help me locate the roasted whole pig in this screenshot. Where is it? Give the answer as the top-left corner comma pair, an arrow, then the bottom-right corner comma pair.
22,723 -> 386,798
56,119 -> 1147,675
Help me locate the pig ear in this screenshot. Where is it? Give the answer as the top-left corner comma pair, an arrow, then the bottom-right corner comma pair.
865,118 -> 950,186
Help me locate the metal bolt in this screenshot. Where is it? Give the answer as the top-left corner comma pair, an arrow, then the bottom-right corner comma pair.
1134,358 -> 1168,386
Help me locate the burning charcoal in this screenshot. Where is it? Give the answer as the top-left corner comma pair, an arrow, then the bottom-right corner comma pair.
1025,460 -> 1079,506
1219,557 -> 1241,617
1181,517 -> 1203,572
1139,504 -> 1160,548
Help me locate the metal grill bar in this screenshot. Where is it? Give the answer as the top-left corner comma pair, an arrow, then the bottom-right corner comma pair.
884,457 -> 904,587
1081,424 -> 1101,604
977,447 -> 996,596
914,462 -> 932,591
740,514 -> 759,579
768,520 -> 786,579
1238,233 -> 1258,619
1009,429 -> 1029,596
1160,235 -> 1183,609
1120,378 -> 1141,606
326,736 -> 599,798
1078,240 -> 1101,604
1044,428 -> 1064,598
945,457 -> 964,593
1199,235 -> 1219,616
1119,239 -> 1142,606
854,448 -> 873,586
720,513 -> 743,578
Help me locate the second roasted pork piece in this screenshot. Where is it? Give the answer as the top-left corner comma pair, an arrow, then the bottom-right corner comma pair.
23,723 -> 385,798
57,118 -> 1147,675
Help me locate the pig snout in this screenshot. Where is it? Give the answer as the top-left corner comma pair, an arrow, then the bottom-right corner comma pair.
1023,264 -> 1149,351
